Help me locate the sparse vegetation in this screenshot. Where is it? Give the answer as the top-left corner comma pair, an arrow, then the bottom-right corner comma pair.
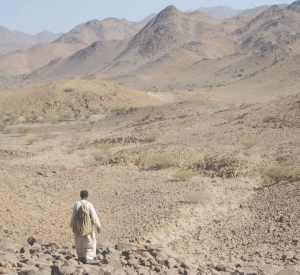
241,140 -> 257,149
38,132 -> 58,140
109,106 -> 130,115
25,114 -> 39,123
0,123 -> 6,132
84,112 -> 92,120
115,120 -> 122,126
172,170 -> 198,180
0,111 -> 19,125
264,165 -> 293,185
208,82 -> 223,91
26,138 -> 37,145
64,88 -> 74,93
58,113 -> 73,122
144,155 -> 177,170
74,112 -> 81,120
95,144 -> 112,154
140,134 -> 158,143
222,114 -> 236,122
92,151 -> 107,162
91,106 -> 103,115
43,112 -> 59,126
2,127 -> 11,134
17,126 -> 31,135
293,168 -> 300,175
182,191 -> 212,204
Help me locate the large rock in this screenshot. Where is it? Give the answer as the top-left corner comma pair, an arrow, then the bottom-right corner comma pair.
166,258 -> 178,269
215,263 -> 226,271
116,243 -> 138,252
258,263 -> 284,275
275,266 -> 300,275
124,267 -> 138,275
114,268 -> 127,275
58,265 -> 77,275
18,266 -> 40,275
0,252 -> 18,264
165,268 -> 180,275
1,242 -> 21,253
27,236 -> 42,246
106,258 -> 123,270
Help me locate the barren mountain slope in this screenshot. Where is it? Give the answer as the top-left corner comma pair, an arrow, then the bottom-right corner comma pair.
0,43 -> 83,75
55,18 -> 143,45
235,4 -> 300,53
103,6 -> 235,74
25,40 -> 126,82
196,6 -> 241,20
0,18 -> 142,77
26,5 -> 235,83
0,25 -> 61,55
236,4 -> 287,18
0,79 -> 162,115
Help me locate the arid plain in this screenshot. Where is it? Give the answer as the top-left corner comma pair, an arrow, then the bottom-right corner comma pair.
1,1 -> 300,274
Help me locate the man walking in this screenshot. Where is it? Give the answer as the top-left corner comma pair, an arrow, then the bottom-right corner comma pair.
70,190 -> 101,264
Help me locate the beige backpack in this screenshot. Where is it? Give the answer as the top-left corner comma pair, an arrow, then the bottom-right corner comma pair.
73,201 -> 93,236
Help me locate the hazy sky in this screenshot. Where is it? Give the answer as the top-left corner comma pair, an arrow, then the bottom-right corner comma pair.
1,0 -> 295,34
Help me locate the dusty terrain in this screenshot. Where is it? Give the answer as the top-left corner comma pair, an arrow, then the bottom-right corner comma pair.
0,2 -> 300,274
0,80 -> 299,270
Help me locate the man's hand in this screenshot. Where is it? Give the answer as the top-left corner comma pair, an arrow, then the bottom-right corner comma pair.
97,227 -> 101,234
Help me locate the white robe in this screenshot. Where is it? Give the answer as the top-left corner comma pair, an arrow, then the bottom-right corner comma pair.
70,200 -> 101,260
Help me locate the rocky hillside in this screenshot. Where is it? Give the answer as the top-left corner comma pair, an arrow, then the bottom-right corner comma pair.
0,26 -> 61,56
25,5 -> 235,83
0,79 -> 162,115
0,18 -> 142,76
55,18 -> 143,45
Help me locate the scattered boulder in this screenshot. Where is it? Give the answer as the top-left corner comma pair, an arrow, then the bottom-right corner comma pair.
0,238 -> 299,275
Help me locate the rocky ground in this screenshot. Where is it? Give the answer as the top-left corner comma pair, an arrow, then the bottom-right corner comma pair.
1,237 -> 299,275
0,89 -> 300,274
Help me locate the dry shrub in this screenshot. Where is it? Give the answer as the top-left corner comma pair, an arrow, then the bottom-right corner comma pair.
38,132 -> 58,140
293,169 -> 300,175
222,114 -> 236,122
95,144 -> 112,153
172,170 -> 198,180
0,123 -> 6,132
182,191 -> 212,204
17,126 -> 31,135
263,165 -> 293,185
64,88 -> 74,93
92,152 -> 107,162
2,127 -> 11,134
144,155 -> 177,170
241,140 -> 257,149
140,134 -> 158,143
26,138 -> 37,145
110,106 -> 130,115
0,111 -> 19,125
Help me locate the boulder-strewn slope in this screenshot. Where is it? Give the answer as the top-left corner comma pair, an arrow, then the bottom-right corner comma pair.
1,237 -> 298,275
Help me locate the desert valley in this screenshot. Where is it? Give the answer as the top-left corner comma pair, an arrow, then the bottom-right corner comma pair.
0,1 -> 300,274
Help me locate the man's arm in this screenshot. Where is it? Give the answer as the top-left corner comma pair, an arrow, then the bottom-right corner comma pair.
70,203 -> 77,228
